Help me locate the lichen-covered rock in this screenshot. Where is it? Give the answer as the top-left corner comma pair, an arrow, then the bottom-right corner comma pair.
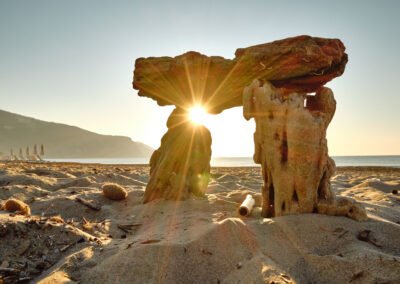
133,35 -> 348,113
144,108 -> 212,202
2,198 -> 31,215
102,183 -> 128,200
243,80 -> 366,221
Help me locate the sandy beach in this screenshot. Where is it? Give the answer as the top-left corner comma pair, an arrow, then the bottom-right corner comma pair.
0,161 -> 398,283
3,0 -> 400,283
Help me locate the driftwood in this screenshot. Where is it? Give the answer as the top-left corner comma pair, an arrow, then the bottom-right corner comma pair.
133,35 -> 347,113
75,197 -> 101,211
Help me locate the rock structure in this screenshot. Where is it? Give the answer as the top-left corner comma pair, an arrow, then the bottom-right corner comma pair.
243,80 -> 367,221
143,108 -> 211,202
133,35 -> 348,113
133,35 -> 366,221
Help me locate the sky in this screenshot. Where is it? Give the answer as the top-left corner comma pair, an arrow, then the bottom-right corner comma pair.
1,0 -> 399,157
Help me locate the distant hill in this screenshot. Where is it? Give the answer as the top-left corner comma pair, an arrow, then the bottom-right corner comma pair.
0,109 -> 154,158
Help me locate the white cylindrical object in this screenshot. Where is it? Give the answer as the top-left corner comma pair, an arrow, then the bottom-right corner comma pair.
238,194 -> 255,217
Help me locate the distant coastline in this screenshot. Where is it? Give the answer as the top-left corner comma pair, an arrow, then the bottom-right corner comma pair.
44,155 -> 400,168
0,109 -> 154,159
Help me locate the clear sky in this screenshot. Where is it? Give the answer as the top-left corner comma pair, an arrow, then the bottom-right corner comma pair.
1,0 -> 399,157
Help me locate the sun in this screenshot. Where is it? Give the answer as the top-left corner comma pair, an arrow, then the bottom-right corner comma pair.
188,105 -> 208,125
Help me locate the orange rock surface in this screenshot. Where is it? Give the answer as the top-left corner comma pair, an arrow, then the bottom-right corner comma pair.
133,35 -> 347,113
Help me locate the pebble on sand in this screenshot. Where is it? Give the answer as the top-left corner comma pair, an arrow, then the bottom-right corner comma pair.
102,183 -> 128,200
2,198 -> 31,215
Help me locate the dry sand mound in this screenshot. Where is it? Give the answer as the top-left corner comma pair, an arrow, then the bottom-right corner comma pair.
0,162 -> 399,283
0,185 -> 49,202
54,177 -> 96,190
0,174 -> 56,189
0,213 -> 99,283
38,203 -> 400,284
24,168 -> 76,179
96,173 -> 147,186
354,179 -> 400,193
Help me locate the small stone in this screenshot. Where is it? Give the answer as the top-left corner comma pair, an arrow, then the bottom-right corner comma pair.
102,183 -> 128,200
357,230 -> 371,242
3,198 -> 31,215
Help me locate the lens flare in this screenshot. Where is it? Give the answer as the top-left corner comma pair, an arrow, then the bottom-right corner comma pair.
188,105 -> 208,125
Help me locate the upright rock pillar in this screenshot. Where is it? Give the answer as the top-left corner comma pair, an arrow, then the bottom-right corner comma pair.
144,108 -> 212,203
243,80 -> 367,221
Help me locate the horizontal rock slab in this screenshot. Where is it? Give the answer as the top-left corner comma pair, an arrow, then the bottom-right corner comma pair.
133,35 -> 348,113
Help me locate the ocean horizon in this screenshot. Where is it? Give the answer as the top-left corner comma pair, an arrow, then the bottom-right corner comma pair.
46,155 -> 400,168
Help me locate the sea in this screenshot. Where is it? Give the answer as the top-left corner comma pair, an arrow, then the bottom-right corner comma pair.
46,156 -> 400,168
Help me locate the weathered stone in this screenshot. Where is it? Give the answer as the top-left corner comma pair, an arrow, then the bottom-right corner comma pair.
2,198 -> 31,215
144,108 -> 212,202
134,35 -> 364,221
102,183 -> 128,200
243,80 -> 366,221
133,35 -> 347,113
